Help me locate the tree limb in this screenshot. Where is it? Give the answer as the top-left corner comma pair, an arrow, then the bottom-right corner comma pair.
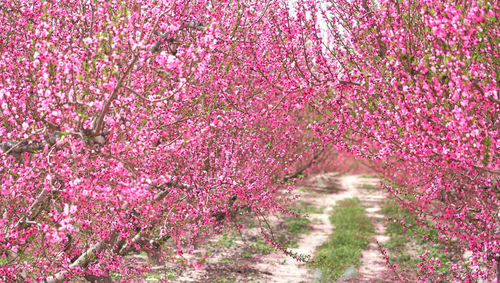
45,231 -> 119,283
283,149 -> 325,182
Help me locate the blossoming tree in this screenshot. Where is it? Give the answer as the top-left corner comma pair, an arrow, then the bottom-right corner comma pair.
1,0 -> 498,281
0,0 -> 327,281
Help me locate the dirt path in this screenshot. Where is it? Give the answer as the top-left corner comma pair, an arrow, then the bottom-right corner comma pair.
255,173 -> 351,282
153,173 -> 390,282
254,174 -> 390,282
350,176 -> 391,281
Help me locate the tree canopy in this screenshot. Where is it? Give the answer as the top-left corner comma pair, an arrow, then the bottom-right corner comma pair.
0,0 -> 498,281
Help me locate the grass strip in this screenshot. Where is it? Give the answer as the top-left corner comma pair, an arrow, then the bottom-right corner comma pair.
312,198 -> 374,280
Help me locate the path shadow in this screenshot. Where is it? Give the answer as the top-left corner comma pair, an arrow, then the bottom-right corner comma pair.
300,172 -> 344,194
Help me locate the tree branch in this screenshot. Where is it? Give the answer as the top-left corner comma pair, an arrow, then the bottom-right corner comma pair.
45,231 -> 119,283
283,149 -> 325,182
0,132 -> 60,156
93,54 -> 139,134
117,180 -> 195,255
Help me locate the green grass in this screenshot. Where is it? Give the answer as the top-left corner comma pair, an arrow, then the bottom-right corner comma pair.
381,201 -> 449,275
283,201 -> 319,235
359,174 -> 378,178
359,184 -> 378,191
215,233 -> 236,248
285,216 -> 312,235
241,250 -> 253,258
214,277 -> 236,283
249,238 -> 274,253
311,198 -> 374,280
144,270 -> 175,281
297,202 -> 325,214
